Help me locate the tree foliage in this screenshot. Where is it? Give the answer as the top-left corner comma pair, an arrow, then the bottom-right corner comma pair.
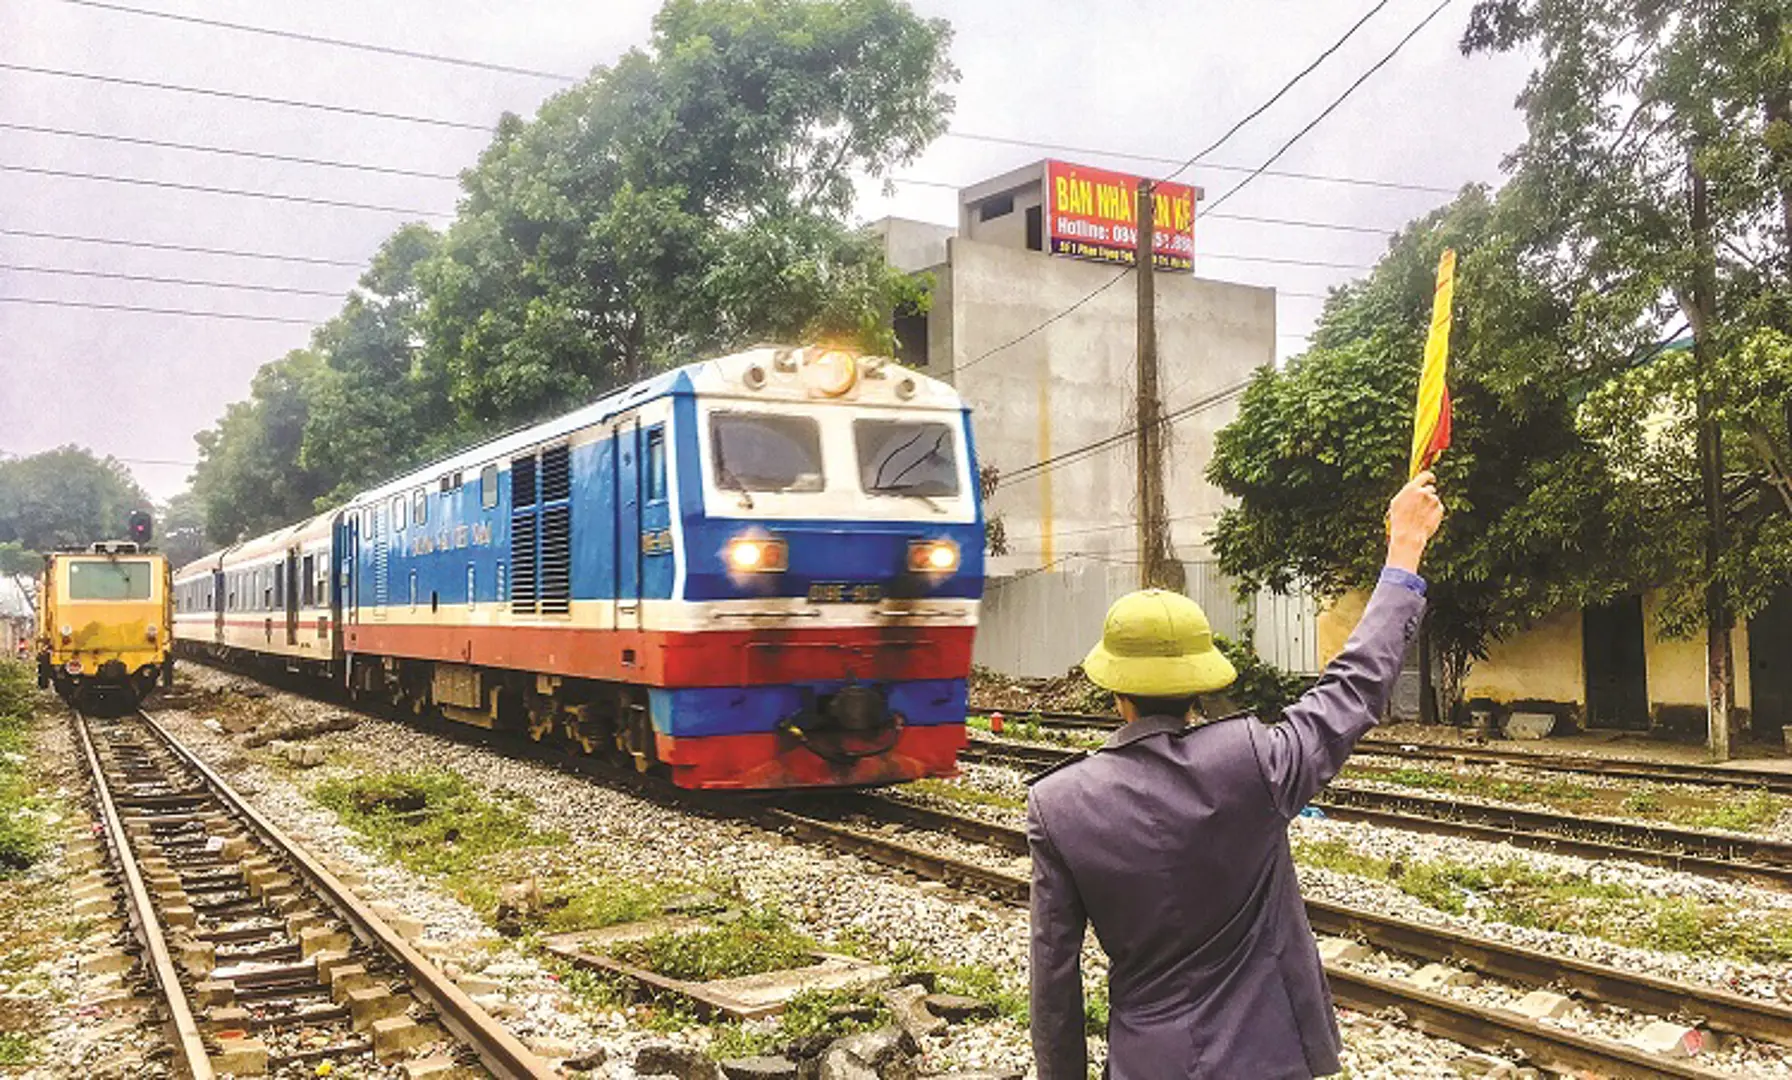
0,446 -> 148,552
180,0 -> 954,540
1208,188 -> 1644,715
1462,0 -> 1792,628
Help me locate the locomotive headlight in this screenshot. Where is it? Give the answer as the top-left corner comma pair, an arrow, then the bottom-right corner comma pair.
802,348 -> 858,397
908,539 -> 960,574
65,659 -> 81,674
726,536 -> 788,573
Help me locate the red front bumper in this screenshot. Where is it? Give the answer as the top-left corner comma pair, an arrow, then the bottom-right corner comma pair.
654,723 -> 967,790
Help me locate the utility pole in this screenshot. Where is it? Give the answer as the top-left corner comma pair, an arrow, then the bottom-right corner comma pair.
1134,179 -> 1181,592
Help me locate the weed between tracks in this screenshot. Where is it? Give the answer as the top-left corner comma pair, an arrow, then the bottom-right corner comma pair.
1346,761 -> 1791,835
313,769 -> 562,877
0,662 -> 46,873
1294,836 -> 1792,964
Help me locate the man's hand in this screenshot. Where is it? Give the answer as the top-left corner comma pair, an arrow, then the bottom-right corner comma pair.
1386,470 -> 1444,573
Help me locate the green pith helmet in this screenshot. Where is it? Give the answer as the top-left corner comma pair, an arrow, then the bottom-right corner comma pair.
1082,589 -> 1238,698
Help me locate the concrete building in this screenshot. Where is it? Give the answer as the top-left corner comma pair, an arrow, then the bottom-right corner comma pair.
874,160 -> 1296,678
1318,587 -> 1792,743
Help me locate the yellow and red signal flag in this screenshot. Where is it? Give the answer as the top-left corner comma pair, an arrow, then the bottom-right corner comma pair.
1409,248 -> 1457,479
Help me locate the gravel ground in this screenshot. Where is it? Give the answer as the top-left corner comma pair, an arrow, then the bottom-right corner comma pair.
153,665 -> 1517,1079
2,700 -> 173,1079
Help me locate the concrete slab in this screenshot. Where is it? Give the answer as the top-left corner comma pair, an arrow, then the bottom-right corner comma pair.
1629,1020 -> 1705,1058
1316,938 -> 1370,964
1511,990 -> 1574,1022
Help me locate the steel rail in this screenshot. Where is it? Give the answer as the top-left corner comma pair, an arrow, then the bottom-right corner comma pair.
1321,786 -> 1792,889
72,709 -> 218,1080
1355,738 -> 1792,796
134,710 -> 556,1080
843,794 -> 1792,1049
965,736 -> 1792,889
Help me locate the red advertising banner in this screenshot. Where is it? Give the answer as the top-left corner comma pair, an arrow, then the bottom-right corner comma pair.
1045,160 -> 1196,272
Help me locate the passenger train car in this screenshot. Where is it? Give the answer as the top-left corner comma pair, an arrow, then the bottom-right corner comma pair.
175,346 -> 983,789
38,541 -> 174,708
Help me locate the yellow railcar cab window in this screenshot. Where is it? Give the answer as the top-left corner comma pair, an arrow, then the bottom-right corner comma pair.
66,559 -> 153,600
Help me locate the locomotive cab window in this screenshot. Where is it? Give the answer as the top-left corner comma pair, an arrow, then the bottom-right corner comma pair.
709,412 -> 824,493
855,419 -> 960,497
480,464 -> 499,510
646,428 -> 667,502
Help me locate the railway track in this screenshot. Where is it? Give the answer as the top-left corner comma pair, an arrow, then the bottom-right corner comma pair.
962,736 -> 1792,889
777,793 -> 1790,1079
72,706 -> 553,1080
970,709 -> 1792,795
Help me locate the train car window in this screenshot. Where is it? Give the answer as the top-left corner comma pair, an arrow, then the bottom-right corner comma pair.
264,572 -> 273,610
302,555 -> 315,606
709,412 -> 824,492
67,559 -> 156,601
413,488 -> 427,526
392,495 -> 407,531
646,429 -> 667,502
275,570 -> 283,609
480,464 -> 500,509
855,419 -> 960,497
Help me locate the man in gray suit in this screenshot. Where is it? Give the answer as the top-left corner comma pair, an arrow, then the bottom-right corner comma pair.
1028,471 -> 1444,1079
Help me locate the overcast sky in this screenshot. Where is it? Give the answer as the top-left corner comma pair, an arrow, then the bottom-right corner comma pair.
0,0 -> 1533,502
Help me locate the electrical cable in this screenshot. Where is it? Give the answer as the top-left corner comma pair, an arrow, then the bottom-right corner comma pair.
0,62 -> 491,132
53,0 -> 582,82
0,227 -> 365,267
0,295 -> 317,324
0,122 -> 462,181
1203,0 -> 1458,216
0,163 -> 450,216
996,378 -> 1255,490
0,262 -> 344,297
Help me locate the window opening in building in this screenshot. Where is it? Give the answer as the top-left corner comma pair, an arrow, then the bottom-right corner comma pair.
979,194 -> 1015,221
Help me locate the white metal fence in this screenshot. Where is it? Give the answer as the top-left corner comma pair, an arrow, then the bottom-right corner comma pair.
973,559 -> 1319,679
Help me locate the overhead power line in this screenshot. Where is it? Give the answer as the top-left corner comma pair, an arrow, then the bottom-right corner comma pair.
0,163 -> 449,216
1204,0 -> 1458,216
0,228 -> 364,268
0,295 -> 317,324
941,132 -> 1456,196
997,378 -> 1255,491
0,63 -> 491,132
1155,0 -> 1395,186
55,0 -> 582,83
0,123 -> 462,181
0,262 -> 344,298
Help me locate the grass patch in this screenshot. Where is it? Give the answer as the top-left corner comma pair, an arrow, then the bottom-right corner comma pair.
905,778 -> 1025,813
1294,835 -> 1792,964
551,960 -> 699,1032
966,714 -> 1104,750
708,987 -> 890,1059
312,769 -> 560,877
1677,790 -> 1788,832
612,910 -> 817,982
1349,764 -> 1598,804
0,661 -> 45,875
0,1031 -> 34,1067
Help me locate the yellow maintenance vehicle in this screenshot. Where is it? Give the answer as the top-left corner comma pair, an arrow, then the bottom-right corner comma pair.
36,513 -> 173,708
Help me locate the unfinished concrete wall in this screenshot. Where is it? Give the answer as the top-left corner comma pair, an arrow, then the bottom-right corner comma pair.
940,237 -> 1274,577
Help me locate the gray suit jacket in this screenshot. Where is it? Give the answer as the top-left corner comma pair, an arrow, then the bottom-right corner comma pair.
1027,574 -> 1425,1080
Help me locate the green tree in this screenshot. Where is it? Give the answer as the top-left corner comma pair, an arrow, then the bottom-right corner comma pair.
157,491 -> 210,569
1463,0 -> 1792,754
0,446 -> 148,552
420,0 -> 954,429
190,351 -> 333,544
301,223 -> 456,504
1208,188 -> 1643,721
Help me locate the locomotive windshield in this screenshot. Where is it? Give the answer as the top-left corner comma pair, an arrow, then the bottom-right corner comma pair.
710,412 -> 825,492
66,559 -> 154,601
856,420 -> 959,497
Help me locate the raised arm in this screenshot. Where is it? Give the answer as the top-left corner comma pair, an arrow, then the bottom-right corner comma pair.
1026,795 -> 1089,1080
1248,472 -> 1444,817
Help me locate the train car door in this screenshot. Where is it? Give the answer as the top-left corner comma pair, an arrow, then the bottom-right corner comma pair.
285,546 -> 300,645
614,418 -> 643,631
211,568 -> 225,643
345,511 -> 360,626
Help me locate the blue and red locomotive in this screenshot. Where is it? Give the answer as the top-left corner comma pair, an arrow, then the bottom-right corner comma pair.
174,346 -> 983,789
